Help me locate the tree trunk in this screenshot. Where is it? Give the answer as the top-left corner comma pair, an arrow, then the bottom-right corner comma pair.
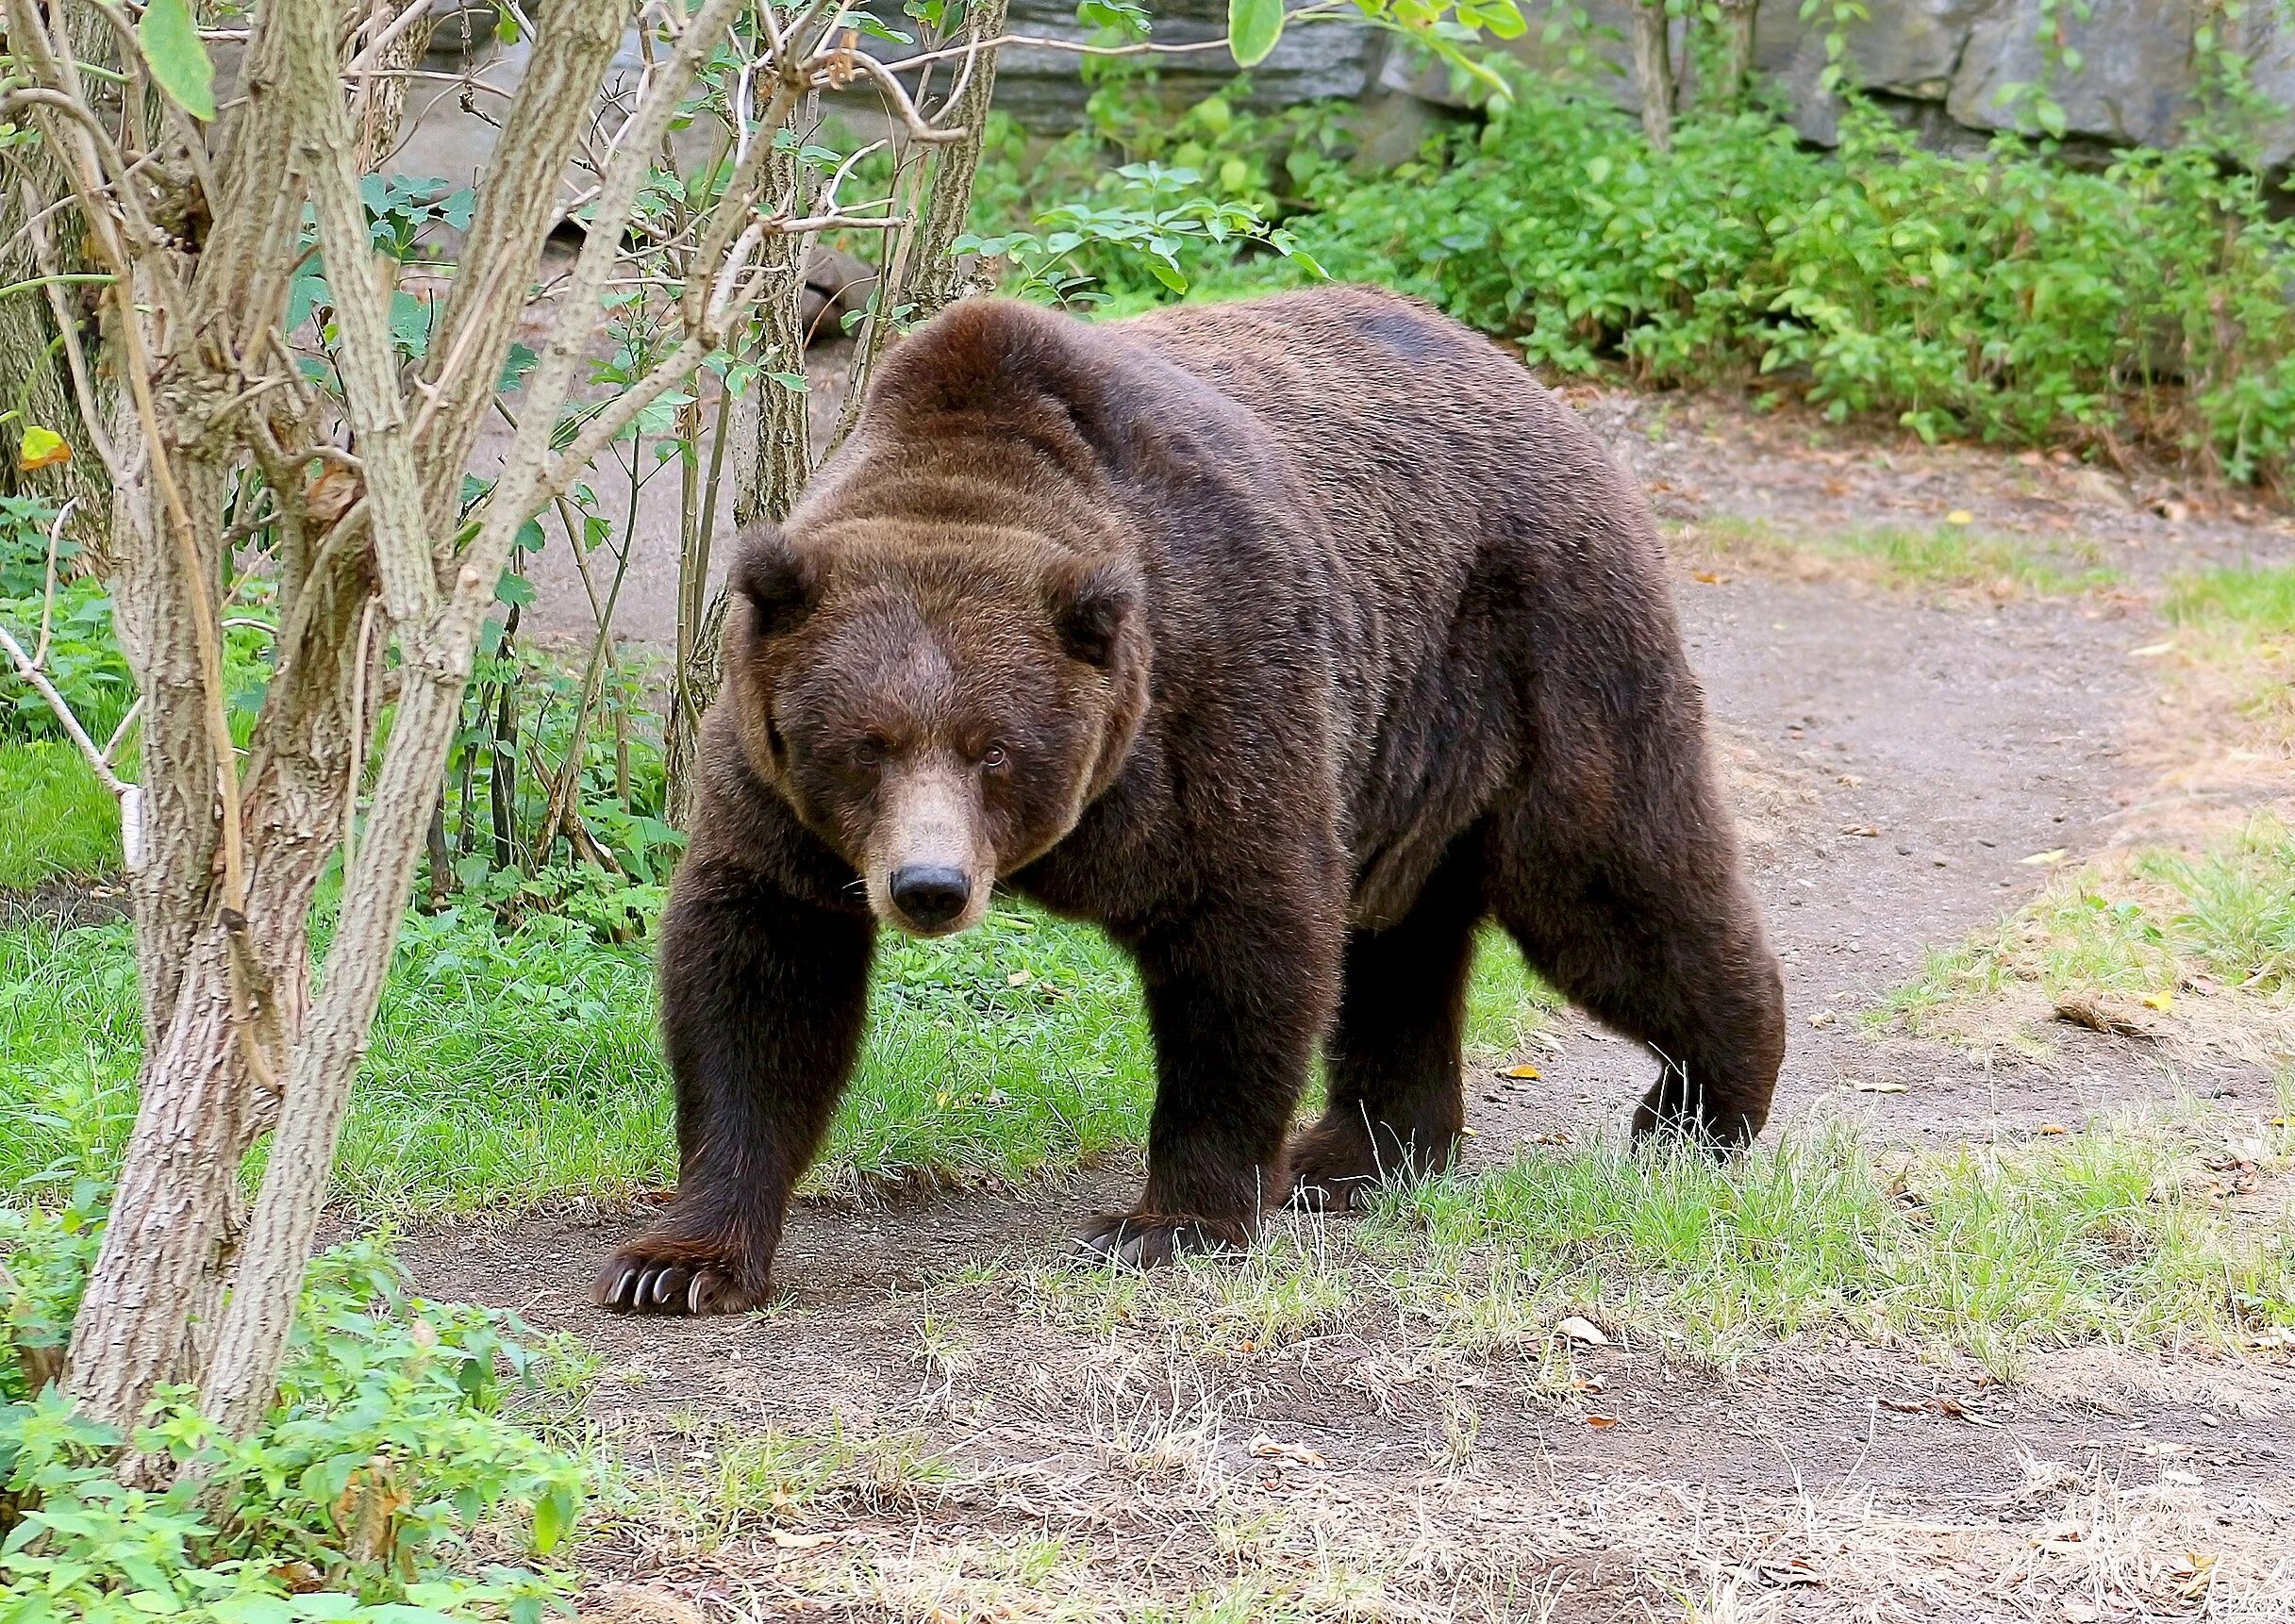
354,2 -> 439,173
1712,0 -> 1758,110
1633,4 -> 1676,152
906,0 -> 1008,319
0,7 -> 119,548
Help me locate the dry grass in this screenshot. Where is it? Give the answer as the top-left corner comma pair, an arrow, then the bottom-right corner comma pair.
582,1388 -> 2295,1622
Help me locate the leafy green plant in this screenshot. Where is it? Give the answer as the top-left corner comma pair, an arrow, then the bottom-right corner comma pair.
1149,66 -> 2295,483
956,160 -> 1323,303
1,1211 -> 588,1623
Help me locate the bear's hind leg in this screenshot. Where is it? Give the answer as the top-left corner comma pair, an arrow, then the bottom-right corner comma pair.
1488,773 -> 1785,1148
1287,845 -> 1484,1211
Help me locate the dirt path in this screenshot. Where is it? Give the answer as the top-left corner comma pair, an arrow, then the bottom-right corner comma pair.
408,389 -> 2295,1620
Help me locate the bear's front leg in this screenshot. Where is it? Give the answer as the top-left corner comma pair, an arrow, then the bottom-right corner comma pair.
595,861 -> 874,1315
1077,891 -> 1341,1268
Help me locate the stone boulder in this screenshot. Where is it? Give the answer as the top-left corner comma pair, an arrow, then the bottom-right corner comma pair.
989,0 -> 1389,129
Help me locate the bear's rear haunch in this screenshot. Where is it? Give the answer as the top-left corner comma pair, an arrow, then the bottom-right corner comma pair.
597,287 -> 1786,1316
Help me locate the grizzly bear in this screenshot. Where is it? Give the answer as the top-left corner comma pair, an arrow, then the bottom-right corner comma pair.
596,286 -> 1786,1316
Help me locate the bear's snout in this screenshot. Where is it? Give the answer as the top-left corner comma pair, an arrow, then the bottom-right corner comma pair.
889,865 -> 971,931
866,764 -> 993,936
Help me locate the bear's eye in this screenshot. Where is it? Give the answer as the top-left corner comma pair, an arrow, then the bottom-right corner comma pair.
851,737 -> 888,770
980,743 -> 1010,773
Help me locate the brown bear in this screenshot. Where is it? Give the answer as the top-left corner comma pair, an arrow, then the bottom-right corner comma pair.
596,285 -> 1786,1316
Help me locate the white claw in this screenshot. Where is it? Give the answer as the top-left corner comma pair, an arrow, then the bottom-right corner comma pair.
687,1274 -> 705,1315
651,1270 -> 674,1306
610,1266 -> 637,1306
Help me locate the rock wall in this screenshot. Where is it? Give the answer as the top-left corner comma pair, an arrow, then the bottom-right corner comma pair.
401,1 -> 2295,166
993,0 -> 2295,168
992,0 -> 1387,127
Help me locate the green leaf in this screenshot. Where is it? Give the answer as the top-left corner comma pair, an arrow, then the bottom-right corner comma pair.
533,1482 -> 577,1553
138,0 -> 217,121
16,424 -> 70,472
1228,0 -> 1284,67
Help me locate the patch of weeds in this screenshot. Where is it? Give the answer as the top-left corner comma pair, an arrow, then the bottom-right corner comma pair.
1369,1114 -> 2295,1376
0,742 -> 118,891
1888,816 -> 2294,1036
1687,515 -> 2119,601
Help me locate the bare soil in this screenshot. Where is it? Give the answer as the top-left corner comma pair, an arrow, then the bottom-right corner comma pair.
405,384 -> 2295,1620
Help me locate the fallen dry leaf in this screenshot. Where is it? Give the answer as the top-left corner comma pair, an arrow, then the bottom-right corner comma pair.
1247,1434 -> 1325,1468
1496,1063 -> 1540,1079
1555,1315 -> 1609,1348
306,464 -> 363,527
2020,848 -> 2070,866
1945,509 -> 1974,525
769,1529 -> 840,1549
1585,1414 -> 1619,1429
1807,1010 -> 1836,1028
2053,994 -> 2160,1040
2130,640 -> 2176,657
1841,824 -> 1881,837
1691,570 -> 1727,584
2037,1122 -> 2070,1135
1851,1078 -> 1909,1094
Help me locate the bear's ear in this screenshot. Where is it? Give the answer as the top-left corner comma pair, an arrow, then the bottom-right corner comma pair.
733,523 -> 816,639
1045,554 -> 1141,669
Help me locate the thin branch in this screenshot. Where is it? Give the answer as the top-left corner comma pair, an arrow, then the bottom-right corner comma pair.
343,595 -> 380,875
0,618 -> 131,799
826,50 -> 968,143
346,0 -> 436,74
0,86 -> 188,323
889,8 -> 1346,74
30,498 -> 77,667
100,699 -> 143,767
18,188 -> 123,483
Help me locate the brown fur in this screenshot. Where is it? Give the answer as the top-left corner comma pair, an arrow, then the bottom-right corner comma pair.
595,287 -> 1786,1316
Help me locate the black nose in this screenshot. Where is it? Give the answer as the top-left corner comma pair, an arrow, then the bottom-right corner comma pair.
890,865 -> 971,928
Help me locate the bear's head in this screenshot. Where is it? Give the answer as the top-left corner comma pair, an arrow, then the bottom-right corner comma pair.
724,520 -> 1150,936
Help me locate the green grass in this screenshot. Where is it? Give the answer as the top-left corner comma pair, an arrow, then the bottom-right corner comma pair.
1382,1118 -> 2293,1374
1889,816 -> 2295,1023
0,903 -> 1560,1214
1024,1110 -> 2295,1378
1690,516 -> 2120,599
0,741 -> 118,890
2165,561 -> 2295,631
2163,562 -> 2295,750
